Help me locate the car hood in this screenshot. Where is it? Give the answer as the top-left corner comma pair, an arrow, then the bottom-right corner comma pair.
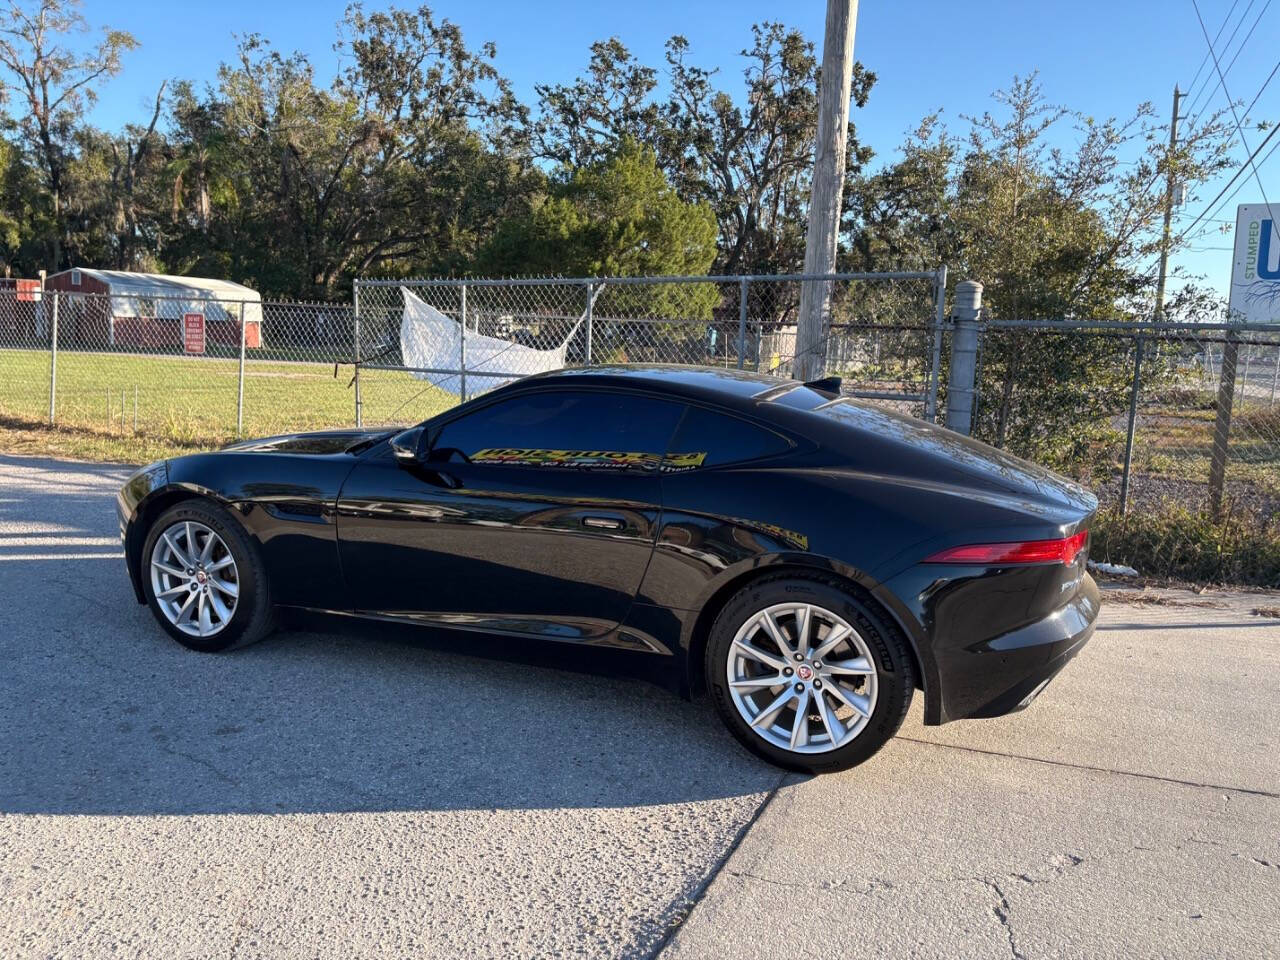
220,427 -> 394,456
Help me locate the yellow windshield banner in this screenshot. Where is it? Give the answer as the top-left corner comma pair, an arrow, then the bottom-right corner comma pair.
470,448 -> 707,472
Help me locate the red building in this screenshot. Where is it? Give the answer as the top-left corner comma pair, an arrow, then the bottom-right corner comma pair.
43,269 -> 262,350
0,278 -> 43,345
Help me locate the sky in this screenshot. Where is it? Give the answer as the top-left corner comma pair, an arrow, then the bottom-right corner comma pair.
73,0 -> 1280,296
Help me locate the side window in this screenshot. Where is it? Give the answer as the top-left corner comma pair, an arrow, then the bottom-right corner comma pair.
428,390 -> 684,471
665,405 -> 791,471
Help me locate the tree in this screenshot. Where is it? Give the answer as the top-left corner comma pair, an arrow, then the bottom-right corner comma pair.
0,0 -> 136,267
191,4 -> 534,297
845,75 -> 1233,468
0,131 -> 25,274
481,140 -> 715,273
532,24 -> 875,276
479,138 -> 718,323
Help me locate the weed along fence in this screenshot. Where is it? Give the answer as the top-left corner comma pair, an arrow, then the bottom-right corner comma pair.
1,273 -> 1278,583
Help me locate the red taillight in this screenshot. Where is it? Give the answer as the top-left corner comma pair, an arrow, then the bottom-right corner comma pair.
925,530 -> 1088,566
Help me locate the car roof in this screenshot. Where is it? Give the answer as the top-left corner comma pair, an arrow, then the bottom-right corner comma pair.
508,365 -> 793,414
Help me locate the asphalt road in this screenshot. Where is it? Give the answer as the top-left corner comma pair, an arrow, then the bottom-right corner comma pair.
1,454 -> 1277,959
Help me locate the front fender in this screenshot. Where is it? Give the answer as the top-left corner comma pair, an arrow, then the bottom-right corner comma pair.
120,465 -> 243,604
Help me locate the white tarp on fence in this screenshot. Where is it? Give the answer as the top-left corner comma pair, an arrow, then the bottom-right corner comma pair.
399,286 -> 570,395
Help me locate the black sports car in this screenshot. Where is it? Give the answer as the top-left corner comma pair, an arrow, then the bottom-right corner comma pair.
117,366 -> 1100,772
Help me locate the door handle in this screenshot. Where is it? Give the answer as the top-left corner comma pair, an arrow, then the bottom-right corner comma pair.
582,515 -> 624,531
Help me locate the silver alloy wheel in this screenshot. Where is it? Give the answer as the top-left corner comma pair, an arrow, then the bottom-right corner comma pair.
149,520 -> 240,638
726,601 -> 879,754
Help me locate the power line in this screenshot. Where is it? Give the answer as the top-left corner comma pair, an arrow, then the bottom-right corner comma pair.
1191,0 -> 1278,232
1184,0 -> 1275,131
1201,131 -> 1280,227
1183,0 -> 1241,96
1178,123 -> 1280,237
1173,211 -> 1235,223
1184,0 -> 1257,122
1220,0 -> 1274,74
1141,23 -> 1280,285
1201,0 -> 1275,117
1240,58 -> 1280,121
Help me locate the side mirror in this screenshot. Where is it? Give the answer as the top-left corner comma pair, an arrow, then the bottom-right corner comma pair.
390,426 -> 425,464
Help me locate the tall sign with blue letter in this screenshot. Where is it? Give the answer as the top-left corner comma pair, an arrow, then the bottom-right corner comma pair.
1229,204 -> 1280,323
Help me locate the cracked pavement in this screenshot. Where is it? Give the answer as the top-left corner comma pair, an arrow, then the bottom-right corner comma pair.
662,592 -> 1280,959
2,455 -> 1278,959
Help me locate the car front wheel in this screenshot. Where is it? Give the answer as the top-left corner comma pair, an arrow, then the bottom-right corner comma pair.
705,574 -> 914,773
141,500 -> 273,652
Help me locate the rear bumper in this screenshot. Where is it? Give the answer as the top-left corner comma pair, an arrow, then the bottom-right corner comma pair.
934,574 -> 1100,722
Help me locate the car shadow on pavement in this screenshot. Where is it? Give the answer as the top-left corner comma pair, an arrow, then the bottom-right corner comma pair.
0,455 -> 780,816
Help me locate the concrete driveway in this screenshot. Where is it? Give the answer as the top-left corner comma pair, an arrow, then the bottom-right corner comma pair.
1,455 -> 1276,959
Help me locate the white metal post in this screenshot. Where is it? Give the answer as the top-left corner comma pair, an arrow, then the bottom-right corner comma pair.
737,277 -> 748,370
236,300 -> 247,437
945,281 -> 983,436
48,293 -> 58,425
459,284 -> 468,402
925,265 -> 947,422
585,281 -> 594,364
352,281 -> 363,427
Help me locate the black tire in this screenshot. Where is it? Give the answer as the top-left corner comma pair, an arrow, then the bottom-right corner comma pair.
705,573 -> 914,774
140,499 -> 274,652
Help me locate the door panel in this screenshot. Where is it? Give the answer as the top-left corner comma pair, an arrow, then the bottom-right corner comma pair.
335,389 -> 686,644
337,456 -> 661,641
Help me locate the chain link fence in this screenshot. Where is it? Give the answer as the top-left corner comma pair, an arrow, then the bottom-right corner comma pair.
0,290 -> 359,446
967,317 -> 1280,584
352,271 -> 946,425
2,274 -> 1277,584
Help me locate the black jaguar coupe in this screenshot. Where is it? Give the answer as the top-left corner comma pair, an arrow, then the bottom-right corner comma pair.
117,366 -> 1099,773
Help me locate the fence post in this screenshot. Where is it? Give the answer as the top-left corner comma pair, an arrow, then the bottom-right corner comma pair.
236,300 -> 247,438
1208,326 -> 1239,521
925,265 -> 947,422
459,283 -> 468,402
945,280 -> 982,435
353,281 -> 363,427
1118,333 -> 1144,516
1239,345 -> 1252,408
737,277 -> 749,370
1270,344 -> 1279,407
584,280 -> 594,365
48,293 -> 59,425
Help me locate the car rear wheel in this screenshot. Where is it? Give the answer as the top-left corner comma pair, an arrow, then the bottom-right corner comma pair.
141,500 -> 273,652
705,574 -> 913,773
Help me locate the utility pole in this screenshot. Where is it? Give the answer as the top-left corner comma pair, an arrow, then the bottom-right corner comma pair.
794,0 -> 858,381
1153,85 -> 1183,321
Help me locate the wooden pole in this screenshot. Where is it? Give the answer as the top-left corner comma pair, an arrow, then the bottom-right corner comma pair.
794,0 -> 858,382
1153,86 -> 1182,321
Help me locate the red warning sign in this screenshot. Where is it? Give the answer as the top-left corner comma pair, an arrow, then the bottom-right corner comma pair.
183,312 -> 206,354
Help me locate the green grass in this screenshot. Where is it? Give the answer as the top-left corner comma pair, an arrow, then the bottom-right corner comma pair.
0,347 -> 458,461
1092,505 -> 1280,588
1126,404 -> 1280,495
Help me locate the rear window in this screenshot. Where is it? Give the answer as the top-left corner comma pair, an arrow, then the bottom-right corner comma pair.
665,406 -> 791,470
